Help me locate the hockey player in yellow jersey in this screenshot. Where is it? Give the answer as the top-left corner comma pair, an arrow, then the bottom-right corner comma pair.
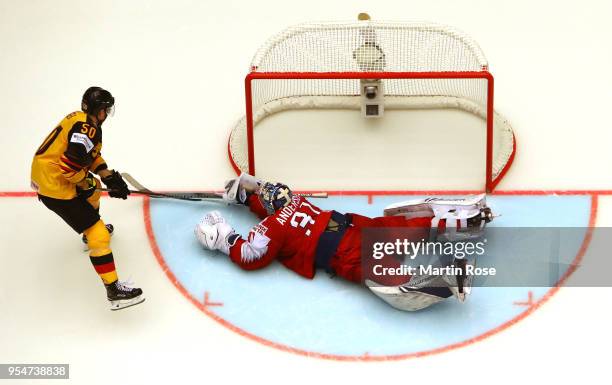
31,86 -> 144,310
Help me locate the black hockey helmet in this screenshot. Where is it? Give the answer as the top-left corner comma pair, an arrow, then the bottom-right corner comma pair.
259,182 -> 293,213
82,86 -> 115,116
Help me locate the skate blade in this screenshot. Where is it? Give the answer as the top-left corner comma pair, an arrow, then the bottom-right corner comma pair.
109,296 -> 145,311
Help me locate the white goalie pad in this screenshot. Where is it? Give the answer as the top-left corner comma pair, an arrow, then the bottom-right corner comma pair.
384,194 -> 492,242
366,255 -> 475,309
365,279 -> 446,311
384,194 -> 487,217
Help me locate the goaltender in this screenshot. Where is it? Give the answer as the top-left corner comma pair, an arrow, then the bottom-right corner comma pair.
195,174 -> 494,311
30,86 -> 144,310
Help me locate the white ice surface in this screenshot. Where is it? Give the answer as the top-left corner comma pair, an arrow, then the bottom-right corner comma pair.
1,1 -> 612,384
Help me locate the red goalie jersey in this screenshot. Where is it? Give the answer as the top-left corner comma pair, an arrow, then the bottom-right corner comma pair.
227,193 -> 432,284
229,194 -> 332,279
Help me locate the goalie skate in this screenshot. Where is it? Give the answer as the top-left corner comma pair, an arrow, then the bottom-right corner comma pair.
106,280 -> 145,311
443,258 -> 474,303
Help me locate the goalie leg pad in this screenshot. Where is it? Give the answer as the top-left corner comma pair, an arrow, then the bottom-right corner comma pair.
366,251 -> 476,310
384,194 -> 487,218
366,279 -> 448,311
383,201 -> 434,219
385,194 -> 492,242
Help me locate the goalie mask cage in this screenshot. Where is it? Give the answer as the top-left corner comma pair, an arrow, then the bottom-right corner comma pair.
228,20 -> 515,192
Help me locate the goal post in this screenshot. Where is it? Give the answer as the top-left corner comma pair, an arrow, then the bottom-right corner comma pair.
228,19 -> 515,192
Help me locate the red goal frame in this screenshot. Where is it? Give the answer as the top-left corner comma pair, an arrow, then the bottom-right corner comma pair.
229,71 -> 515,192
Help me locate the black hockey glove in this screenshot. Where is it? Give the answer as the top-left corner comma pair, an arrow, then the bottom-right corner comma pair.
101,170 -> 130,200
76,173 -> 97,200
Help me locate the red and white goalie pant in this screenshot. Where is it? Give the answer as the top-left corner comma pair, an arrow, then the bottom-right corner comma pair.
327,214 -> 433,285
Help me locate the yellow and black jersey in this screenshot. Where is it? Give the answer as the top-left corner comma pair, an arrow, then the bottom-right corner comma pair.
31,111 -> 108,199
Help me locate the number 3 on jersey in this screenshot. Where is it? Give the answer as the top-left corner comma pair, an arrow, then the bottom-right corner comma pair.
290,201 -> 321,236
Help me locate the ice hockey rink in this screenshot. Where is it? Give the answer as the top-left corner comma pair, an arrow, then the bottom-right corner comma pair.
2,0 -> 612,384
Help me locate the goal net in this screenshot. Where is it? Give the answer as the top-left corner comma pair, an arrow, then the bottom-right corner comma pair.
228,19 -> 515,191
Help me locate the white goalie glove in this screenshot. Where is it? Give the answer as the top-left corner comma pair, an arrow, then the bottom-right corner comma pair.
223,173 -> 262,205
194,210 -> 239,255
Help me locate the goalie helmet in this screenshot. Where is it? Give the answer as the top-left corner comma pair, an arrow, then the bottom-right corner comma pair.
82,86 -> 115,116
259,182 -> 293,214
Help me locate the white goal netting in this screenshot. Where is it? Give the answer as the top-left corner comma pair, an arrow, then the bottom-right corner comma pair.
228,20 -> 514,190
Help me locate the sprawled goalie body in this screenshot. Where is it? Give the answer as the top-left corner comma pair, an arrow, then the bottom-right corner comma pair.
195,174 -> 493,312
196,188 -> 333,278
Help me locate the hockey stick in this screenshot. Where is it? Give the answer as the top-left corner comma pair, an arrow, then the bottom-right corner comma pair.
96,187 -> 203,201
120,172 -> 328,200
120,172 -> 221,201
299,192 -> 328,198
122,173 -> 222,198
94,173 -> 214,201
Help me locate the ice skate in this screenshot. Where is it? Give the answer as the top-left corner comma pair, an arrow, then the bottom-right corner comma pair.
105,280 -> 145,311
82,224 -> 114,251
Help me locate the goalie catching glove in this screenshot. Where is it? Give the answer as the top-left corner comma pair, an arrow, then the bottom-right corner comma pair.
194,210 -> 240,255
101,170 -> 130,200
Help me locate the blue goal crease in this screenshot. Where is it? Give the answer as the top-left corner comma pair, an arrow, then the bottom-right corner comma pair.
149,194 -> 591,356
